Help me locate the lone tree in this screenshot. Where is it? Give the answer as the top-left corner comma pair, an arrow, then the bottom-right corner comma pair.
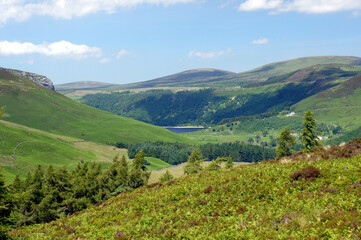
184,148 -> 204,175
301,110 -> 320,151
276,126 -> 295,157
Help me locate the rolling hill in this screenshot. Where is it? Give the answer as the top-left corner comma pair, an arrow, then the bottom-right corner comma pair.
55,81 -> 120,91
122,56 -> 361,89
80,63 -> 361,128
0,120 -> 127,183
0,68 -> 189,145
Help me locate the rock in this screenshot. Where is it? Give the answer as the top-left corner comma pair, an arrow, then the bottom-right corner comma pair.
0,68 -> 55,90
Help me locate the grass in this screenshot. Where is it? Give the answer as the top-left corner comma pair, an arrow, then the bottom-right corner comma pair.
0,120 -> 128,183
0,69 -> 190,145
11,143 -> 361,239
294,75 -> 361,132
145,157 -> 172,171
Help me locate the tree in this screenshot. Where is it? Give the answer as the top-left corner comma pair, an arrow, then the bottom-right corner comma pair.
247,138 -> 254,144
0,171 -> 12,239
159,170 -> 174,183
205,157 -> 222,171
129,151 -> 150,188
276,126 -> 296,157
0,106 -> 5,119
184,148 -> 204,175
301,110 -> 320,151
225,157 -> 234,169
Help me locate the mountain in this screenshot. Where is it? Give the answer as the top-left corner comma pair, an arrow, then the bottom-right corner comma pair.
55,81 -> 120,91
121,56 -> 361,89
11,138 -> 361,239
120,68 -> 235,89
0,68 -> 189,145
81,63 -> 361,127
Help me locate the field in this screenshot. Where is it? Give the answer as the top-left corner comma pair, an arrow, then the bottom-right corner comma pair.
11,141 -> 361,239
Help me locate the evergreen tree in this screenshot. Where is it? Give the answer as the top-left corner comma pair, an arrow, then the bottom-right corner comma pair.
205,157 -> 222,171
159,170 -> 174,183
225,157 -> 233,169
0,171 -> 11,239
129,151 -> 150,188
276,126 -> 296,157
184,148 -> 204,175
301,110 -> 320,151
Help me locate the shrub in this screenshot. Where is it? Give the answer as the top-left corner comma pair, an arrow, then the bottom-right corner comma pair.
290,166 -> 321,181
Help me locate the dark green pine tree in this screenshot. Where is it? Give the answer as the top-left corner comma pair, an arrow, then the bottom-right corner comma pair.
0,171 -> 11,239
276,126 -> 296,157
301,110 -> 320,151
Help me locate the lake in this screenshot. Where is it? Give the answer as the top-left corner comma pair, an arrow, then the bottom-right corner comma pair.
165,127 -> 204,134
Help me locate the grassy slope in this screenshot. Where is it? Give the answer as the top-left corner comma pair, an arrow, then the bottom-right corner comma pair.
12,142 -> 361,239
0,69 -> 189,145
0,120 -> 129,183
294,74 -> 361,130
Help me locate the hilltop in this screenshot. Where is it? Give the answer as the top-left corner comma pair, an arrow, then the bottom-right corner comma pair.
11,138 -> 361,239
0,68 -> 189,145
55,81 -> 120,91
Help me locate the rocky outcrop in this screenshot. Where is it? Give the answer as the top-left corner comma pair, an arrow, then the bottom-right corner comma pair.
0,68 -> 55,90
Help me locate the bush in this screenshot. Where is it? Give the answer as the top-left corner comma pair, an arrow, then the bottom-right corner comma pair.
290,166 -> 321,181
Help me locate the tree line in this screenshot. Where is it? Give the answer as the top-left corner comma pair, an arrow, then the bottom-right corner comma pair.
0,151 -> 150,237
127,141 -> 276,165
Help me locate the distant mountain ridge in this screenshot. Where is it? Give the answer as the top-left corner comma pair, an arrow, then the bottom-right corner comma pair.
56,81 -> 120,91
0,67 -> 55,90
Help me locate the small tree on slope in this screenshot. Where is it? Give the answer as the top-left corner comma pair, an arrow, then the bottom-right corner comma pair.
301,110 -> 320,151
277,126 -> 296,157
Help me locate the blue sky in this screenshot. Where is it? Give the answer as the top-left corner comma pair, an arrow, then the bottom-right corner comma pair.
0,0 -> 360,85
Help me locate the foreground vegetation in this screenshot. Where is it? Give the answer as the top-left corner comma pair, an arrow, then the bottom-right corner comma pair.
8,138 -> 361,239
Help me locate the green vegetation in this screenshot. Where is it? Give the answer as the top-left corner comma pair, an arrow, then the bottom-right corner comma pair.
80,64 -> 361,129
276,126 -> 296,157
183,148 -> 204,175
0,121 -> 100,182
301,110 -> 320,151
6,152 -> 149,227
144,157 -> 172,171
11,138 -> 361,239
159,170 -> 174,183
0,106 -> 4,119
0,69 -> 189,145
127,141 -> 276,165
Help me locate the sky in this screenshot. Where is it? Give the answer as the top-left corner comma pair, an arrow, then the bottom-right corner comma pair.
0,0 -> 360,85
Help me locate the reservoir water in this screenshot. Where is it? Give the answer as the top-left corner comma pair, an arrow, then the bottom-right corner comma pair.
165,127 -> 203,134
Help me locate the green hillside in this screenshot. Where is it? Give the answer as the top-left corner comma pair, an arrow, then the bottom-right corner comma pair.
294,74 -> 361,143
55,81 -> 120,91
0,69 -> 189,145
0,120 -> 130,183
81,64 -> 361,127
11,138 -> 361,239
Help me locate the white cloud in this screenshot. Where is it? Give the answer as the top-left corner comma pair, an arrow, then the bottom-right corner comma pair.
252,38 -> 269,45
0,40 -> 101,59
116,49 -> 130,59
238,0 -> 361,14
188,48 -> 231,59
100,58 -> 111,63
0,0 -> 197,25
